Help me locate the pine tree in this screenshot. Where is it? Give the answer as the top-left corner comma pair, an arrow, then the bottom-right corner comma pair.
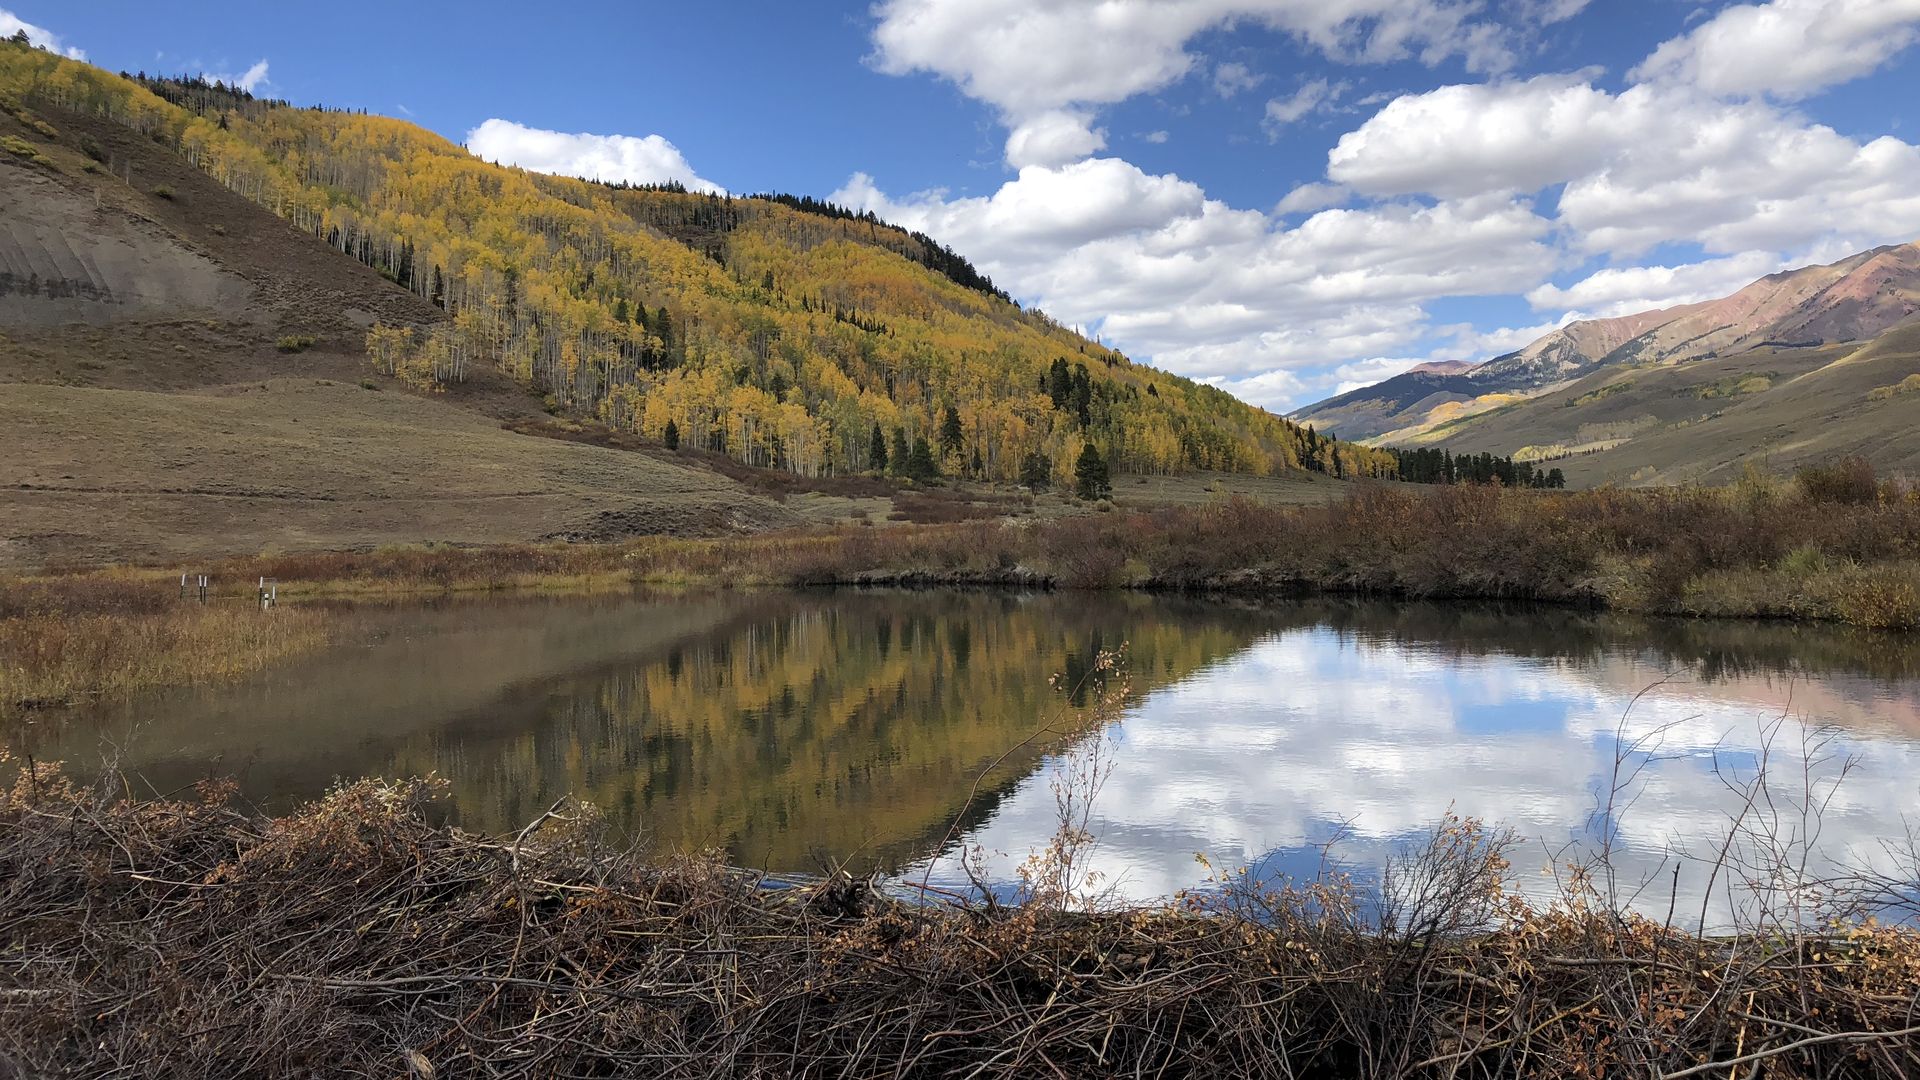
889,427 -> 910,478
938,405 -> 964,459
1020,452 -> 1051,493
1047,358 -> 1073,410
869,423 -> 888,473
1074,442 -> 1110,501
663,419 -> 680,450
908,436 -> 939,481
887,424 -> 910,474
429,264 -> 445,309
1070,364 -> 1092,427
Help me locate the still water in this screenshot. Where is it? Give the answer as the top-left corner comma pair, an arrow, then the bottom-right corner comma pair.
22,589 -> 1920,922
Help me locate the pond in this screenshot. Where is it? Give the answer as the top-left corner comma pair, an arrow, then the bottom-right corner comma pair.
20,589 -> 1920,925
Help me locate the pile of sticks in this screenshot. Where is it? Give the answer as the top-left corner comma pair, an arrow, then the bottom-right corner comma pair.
2,766 -> 1917,1078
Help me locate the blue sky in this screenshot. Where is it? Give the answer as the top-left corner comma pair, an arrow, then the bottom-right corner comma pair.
9,1 -> 1920,412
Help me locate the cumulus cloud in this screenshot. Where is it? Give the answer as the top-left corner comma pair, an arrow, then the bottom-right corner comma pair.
1329,75 -> 1920,257
839,161 -> 1557,385
0,7 -> 83,59
1632,0 -> 1920,100
1525,251 -> 1796,316
465,119 -> 723,193
851,0 -> 1920,410
1004,110 -> 1107,169
869,0 -> 1518,122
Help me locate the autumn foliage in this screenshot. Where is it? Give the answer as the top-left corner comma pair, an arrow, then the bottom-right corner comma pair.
0,48 -> 1395,484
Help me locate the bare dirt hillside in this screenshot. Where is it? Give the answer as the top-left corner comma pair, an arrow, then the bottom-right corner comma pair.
0,107 -> 799,567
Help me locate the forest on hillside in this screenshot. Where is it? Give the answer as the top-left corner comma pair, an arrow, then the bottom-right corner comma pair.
1,44 -> 1398,484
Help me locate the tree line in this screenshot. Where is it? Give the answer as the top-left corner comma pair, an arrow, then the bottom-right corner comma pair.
1387,447 -> 1567,488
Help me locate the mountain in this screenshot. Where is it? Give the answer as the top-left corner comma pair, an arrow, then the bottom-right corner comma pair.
1,43 -> 1389,488
1293,242 -> 1920,445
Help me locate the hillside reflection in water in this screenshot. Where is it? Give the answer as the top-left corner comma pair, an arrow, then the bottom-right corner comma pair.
30,590 -> 1920,922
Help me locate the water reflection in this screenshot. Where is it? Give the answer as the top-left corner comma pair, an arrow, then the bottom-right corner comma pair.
914,605 -> 1920,926
19,591 -> 1920,924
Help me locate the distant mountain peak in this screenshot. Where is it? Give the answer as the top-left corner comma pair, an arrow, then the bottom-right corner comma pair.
1293,239 -> 1920,441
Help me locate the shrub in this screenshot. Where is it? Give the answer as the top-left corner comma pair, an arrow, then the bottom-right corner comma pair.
151,184 -> 175,200
275,335 -> 317,354
1796,456 -> 1880,505
78,133 -> 105,162
0,134 -> 52,167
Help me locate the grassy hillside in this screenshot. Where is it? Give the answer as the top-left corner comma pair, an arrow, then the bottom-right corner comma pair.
1397,324 -> 1920,486
1296,242 -> 1920,468
0,41 -> 1391,485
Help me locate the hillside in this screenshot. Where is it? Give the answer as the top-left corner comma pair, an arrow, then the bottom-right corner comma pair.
1294,243 -> 1920,446
1427,321 -> 1920,487
0,43 -> 1390,488
0,86 -> 820,567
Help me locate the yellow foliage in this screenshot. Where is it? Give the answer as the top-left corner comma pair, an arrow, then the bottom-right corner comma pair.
0,50 -> 1396,482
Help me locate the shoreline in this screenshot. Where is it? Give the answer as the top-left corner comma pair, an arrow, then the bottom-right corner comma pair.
5,480 -> 1918,712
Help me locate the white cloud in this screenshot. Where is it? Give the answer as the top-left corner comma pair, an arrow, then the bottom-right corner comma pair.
839,162 -> 1557,386
1426,318 -> 1571,363
1142,130 -> 1171,144
1263,78 -> 1348,135
1525,251 -> 1794,316
1212,60 -> 1267,97
0,7 -> 83,59
1330,75 -> 1920,257
853,0 -> 1920,411
1004,109 -> 1107,169
1633,0 -> 1920,100
868,0 -> 1519,123
1275,181 -> 1350,214
866,0 -> 1527,179
206,59 -> 270,94
464,118 -> 723,193
1511,0 -> 1594,24
1328,75 -> 1617,198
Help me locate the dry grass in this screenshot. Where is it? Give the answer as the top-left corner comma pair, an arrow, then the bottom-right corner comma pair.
2,755 -> 1917,1078
0,602 -> 326,711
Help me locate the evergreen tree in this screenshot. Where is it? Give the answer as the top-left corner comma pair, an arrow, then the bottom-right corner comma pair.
662,419 -> 680,450
1047,358 -> 1073,410
938,405 -> 964,459
1070,364 -> 1093,427
889,427 -> 910,477
869,423 -> 888,473
429,264 -> 445,308
1074,442 -> 1111,501
907,436 -> 939,481
1020,452 -> 1052,493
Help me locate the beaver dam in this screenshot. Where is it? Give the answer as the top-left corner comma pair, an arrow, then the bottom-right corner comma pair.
3,766 -> 1919,1077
